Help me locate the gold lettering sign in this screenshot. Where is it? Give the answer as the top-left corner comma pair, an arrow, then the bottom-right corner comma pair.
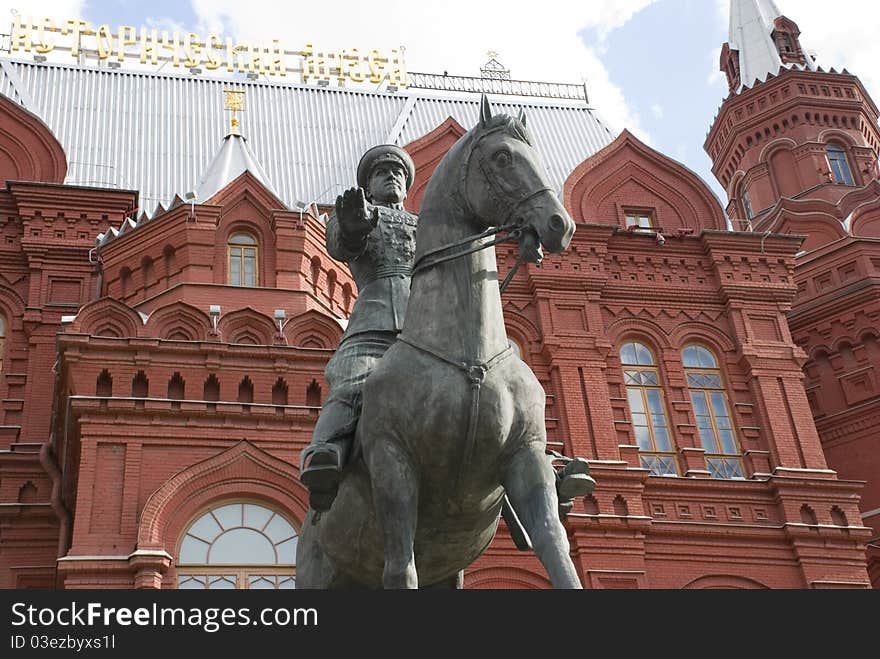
10,16 -> 407,87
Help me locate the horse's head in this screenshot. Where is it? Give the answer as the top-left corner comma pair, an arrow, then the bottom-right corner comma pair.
462,96 -> 575,259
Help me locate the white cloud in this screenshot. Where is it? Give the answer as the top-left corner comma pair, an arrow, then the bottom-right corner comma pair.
651,103 -> 664,119
0,0 -> 85,24
579,0 -> 659,44
706,45 -> 727,94
143,16 -> 190,35
777,0 -> 880,99
0,0 -> 87,63
188,0 -> 657,142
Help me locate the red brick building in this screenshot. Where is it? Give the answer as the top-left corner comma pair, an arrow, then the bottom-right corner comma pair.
706,0 -> 880,587
0,0 -> 876,589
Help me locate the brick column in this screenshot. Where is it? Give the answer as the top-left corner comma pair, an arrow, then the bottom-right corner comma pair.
544,349 -> 619,462
705,232 -> 829,475
130,551 -> 172,589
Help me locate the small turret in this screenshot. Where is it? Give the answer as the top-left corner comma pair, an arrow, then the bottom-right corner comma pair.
190,90 -> 283,205
721,0 -> 815,94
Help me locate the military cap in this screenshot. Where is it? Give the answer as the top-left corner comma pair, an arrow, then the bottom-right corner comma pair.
356,144 -> 416,192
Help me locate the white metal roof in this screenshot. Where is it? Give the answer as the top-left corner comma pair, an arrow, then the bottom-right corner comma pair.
0,57 -> 616,212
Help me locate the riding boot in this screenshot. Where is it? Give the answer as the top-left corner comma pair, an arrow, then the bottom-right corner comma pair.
300,438 -> 351,512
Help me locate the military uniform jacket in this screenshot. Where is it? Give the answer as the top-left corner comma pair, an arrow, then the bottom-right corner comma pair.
326,204 -> 418,340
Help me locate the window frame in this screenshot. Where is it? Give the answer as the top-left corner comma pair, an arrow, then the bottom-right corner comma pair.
741,186 -> 754,220
624,210 -> 654,230
826,143 -> 855,186
620,340 -> 679,477
175,500 -> 297,590
682,344 -> 745,480
227,231 -> 259,287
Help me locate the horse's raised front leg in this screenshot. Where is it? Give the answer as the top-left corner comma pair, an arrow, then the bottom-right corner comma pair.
365,440 -> 419,589
502,445 -> 583,589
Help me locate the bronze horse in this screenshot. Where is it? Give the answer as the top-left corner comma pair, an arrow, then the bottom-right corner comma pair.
297,97 -> 581,588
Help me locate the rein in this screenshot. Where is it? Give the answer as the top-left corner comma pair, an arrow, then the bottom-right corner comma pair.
412,122 -> 552,293
411,222 -> 525,294
401,121 -> 551,494
411,224 -> 530,295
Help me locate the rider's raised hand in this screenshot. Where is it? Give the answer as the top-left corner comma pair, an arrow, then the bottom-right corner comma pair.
336,188 -> 376,240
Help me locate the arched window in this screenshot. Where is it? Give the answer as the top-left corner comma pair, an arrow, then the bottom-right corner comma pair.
228,232 -> 258,287
119,268 -> 131,297
682,345 -> 745,480
306,380 -> 322,407
620,341 -> 677,477
141,256 -> 154,293
508,337 -> 523,359
177,502 -> 297,589
0,314 -> 5,373
741,186 -> 754,220
826,144 -> 855,186
781,33 -> 793,53
272,378 -> 289,406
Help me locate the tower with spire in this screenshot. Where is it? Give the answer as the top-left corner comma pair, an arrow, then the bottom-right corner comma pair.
708,0 -> 880,588
721,0 -> 815,96
707,0 -> 880,234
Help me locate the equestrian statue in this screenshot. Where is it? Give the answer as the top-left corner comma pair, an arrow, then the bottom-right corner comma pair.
297,96 -> 594,589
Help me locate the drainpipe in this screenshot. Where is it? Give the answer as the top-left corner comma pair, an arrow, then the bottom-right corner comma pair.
39,356 -> 72,558
89,245 -> 103,300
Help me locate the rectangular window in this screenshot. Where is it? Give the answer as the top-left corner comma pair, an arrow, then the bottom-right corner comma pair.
827,146 -> 855,186
243,249 -> 257,287
229,246 -> 258,287
829,156 -> 855,185
625,212 -> 652,229
691,391 -> 746,479
230,255 -> 242,286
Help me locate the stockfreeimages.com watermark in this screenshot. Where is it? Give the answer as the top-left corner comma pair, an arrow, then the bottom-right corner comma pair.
10,601 -> 318,634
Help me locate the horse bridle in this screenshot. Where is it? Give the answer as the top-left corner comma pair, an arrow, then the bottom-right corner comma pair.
411,125 -> 554,293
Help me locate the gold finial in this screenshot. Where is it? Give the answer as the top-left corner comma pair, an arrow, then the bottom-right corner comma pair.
223,89 -> 246,136
487,50 -> 499,60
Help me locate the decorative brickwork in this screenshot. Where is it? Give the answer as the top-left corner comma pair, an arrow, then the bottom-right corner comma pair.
0,61 -> 874,588
707,6 -> 880,587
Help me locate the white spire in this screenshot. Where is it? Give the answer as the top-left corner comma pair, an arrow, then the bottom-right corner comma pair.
193,132 -> 283,206
728,0 -> 814,92
191,89 -> 284,206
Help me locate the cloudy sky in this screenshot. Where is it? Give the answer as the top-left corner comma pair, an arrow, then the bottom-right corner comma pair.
3,0 -> 879,204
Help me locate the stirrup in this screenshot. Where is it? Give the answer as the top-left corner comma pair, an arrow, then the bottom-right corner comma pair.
558,473 -> 597,500
560,457 -> 591,478
300,444 -> 344,494
556,457 -> 596,500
